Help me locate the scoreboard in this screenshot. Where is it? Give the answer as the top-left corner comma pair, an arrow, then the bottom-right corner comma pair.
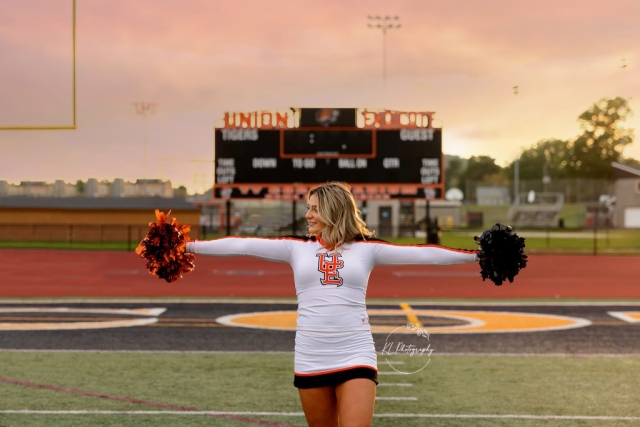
281,129 -> 375,157
214,109 -> 443,200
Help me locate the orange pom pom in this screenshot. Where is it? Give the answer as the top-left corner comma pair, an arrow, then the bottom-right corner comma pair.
136,209 -> 195,283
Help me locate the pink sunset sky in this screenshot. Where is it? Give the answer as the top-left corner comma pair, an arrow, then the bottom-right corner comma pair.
1,0 -> 639,193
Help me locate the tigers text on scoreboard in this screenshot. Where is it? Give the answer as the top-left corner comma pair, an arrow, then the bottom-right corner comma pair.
214,108 -> 444,200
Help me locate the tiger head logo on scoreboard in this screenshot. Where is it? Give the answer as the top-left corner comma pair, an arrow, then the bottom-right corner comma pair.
315,109 -> 340,127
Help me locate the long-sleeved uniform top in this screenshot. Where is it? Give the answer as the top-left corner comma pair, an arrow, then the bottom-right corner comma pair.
186,235 -> 477,333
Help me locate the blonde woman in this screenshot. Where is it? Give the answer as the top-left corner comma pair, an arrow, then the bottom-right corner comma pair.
186,182 -> 479,427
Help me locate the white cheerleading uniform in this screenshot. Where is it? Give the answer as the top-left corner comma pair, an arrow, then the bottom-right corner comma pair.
186,235 -> 477,383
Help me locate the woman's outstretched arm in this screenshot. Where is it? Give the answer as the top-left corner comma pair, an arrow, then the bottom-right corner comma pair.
186,237 -> 293,263
370,241 -> 478,266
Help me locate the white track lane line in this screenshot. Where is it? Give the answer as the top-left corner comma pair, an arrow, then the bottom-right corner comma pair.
2,299 -> 640,306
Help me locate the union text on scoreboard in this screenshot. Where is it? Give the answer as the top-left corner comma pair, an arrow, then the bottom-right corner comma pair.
214,108 -> 443,200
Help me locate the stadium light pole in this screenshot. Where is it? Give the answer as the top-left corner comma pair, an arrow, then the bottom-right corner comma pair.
367,15 -> 401,107
132,102 -> 158,195
512,87 -> 520,205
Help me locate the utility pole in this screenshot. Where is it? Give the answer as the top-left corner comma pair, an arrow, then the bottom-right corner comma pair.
132,102 -> 158,196
512,86 -> 519,204
367,15 -> 401,106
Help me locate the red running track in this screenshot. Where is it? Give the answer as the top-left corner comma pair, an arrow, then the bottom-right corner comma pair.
2,249 -> 639,299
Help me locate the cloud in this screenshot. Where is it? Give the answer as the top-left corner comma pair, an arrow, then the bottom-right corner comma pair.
1,0 -> 640,190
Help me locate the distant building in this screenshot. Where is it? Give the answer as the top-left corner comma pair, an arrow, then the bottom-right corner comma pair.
130,179 -> 173,198
5,180 -> 76,197
0,178 -> 174,198
0,196 -> 201,243
611,162 -> 640,228
53,180 -> 77,197
476,186 -> 511,206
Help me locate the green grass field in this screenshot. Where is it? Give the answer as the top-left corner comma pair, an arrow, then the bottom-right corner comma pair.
1,352 -> 639,426
439,230 -> 640,254
3,229 -> 640,254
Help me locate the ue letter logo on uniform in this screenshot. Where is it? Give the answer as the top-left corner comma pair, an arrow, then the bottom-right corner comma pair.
316,253 -> 344,286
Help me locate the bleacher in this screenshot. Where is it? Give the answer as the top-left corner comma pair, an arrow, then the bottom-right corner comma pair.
507,192 -> 564,228
236,202 -> 305,236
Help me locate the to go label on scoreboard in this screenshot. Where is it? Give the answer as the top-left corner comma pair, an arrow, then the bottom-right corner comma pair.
292,158 -> 316,169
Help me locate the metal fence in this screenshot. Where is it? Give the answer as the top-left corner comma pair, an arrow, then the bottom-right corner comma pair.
463,178 -> 613,204
0,224 -> 198,251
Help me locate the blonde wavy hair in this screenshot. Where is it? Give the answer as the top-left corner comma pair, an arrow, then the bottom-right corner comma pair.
308,182 -> 374,249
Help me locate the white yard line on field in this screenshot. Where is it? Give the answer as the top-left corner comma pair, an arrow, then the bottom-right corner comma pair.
1,411 -> 639,421
375,397 -> 418,401
1,349 -> 639,357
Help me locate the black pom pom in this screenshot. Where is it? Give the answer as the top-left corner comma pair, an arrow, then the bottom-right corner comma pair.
474,223 -> 528,286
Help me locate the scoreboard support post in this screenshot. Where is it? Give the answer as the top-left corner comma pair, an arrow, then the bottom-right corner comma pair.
225,199 -> 232,237
292,201 -> 298,235
426,200 -> 430,244
425,200 -> 441,245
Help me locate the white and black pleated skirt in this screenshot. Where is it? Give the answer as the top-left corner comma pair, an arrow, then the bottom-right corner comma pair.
293,329 -> 378,388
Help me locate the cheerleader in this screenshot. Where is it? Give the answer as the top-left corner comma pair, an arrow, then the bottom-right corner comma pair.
185,182 -> 480,427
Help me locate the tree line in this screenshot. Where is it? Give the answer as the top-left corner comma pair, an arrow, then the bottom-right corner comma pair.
445,97 -> 637,190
